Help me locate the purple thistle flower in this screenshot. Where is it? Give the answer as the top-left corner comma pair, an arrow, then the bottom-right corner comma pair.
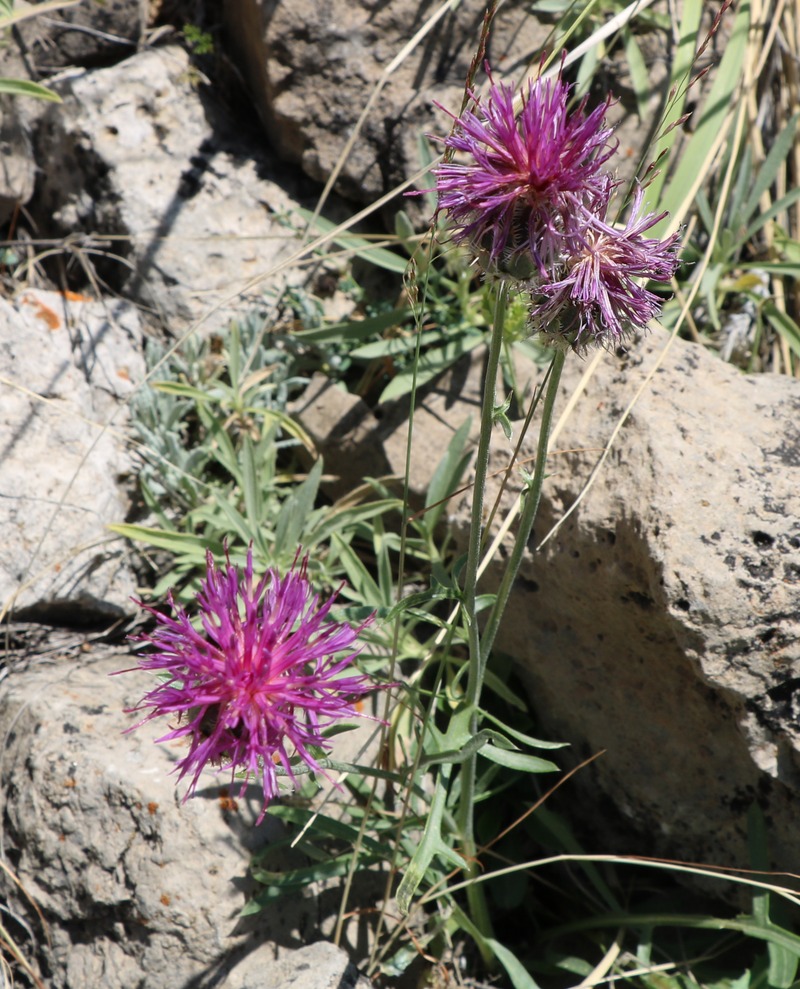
529,185 -> 681,350
122,548 -> 378,822
433,70 -> 615,277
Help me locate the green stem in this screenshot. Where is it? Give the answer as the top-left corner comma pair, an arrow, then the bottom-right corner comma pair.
457,280 -> 510,959
462,280 -> 509,710
479,347 -> 566,668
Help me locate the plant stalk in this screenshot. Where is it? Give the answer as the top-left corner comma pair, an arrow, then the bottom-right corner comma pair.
458,280 -> 510,956
479,347 -> 566,668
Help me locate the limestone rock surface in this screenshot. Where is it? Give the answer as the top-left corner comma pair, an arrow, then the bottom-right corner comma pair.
28,44 -> 311,336
14,0 -> 147,71
0,647 -> 370,988
0,288 -> 144,623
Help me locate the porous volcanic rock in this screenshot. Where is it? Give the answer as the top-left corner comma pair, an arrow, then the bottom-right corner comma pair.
27,44 -> 313,336
295,330 -> 800,871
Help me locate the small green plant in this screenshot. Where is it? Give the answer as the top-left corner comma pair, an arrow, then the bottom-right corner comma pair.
182,22 -> 214,56
114,311 -> 408,597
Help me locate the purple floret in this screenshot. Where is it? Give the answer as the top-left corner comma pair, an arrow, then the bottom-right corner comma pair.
433,72 -> 615,276
530,185 -> 681,349
123,548 -> 377,822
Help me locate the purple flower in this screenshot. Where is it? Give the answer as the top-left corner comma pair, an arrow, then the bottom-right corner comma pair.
529,185 -> 681,350
122,548 -> 378,822
433,71 -> 615,277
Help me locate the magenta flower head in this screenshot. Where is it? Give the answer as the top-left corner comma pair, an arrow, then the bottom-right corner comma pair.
433,68 -> 615,277
529,184 -> 681,351
123,548 -> 379,822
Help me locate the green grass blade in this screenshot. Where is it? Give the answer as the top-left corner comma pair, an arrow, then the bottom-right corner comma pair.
379,332 -> 485,402
292,307 -> 410,343
742,188 -> 800,246
644,0 -> 703,207
0,78 -> 61,101
296,208 -> 408,273
274,458 -> 323,555
653,0 -> 751,233
741,111 -> 800,224
763,304 -> 800,360
623,28 -> 651,122
487,938 -> 542,989
107,523 -> 211,559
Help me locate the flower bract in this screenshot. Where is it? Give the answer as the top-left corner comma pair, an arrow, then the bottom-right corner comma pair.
124,548 -> 377,821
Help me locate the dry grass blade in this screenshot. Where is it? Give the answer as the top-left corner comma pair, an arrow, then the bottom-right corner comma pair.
0,859 -> 48,989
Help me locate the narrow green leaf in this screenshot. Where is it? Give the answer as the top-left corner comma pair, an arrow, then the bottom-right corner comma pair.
487,939 -> 542,989
196,403 -> 242,484
241,434 -> 263,533
728,144 -> 754,232
206,491 -> 254,546
623,28 -> 651,123
479,667 -> 529,710
740,261 -> 800,278
550,912 -> 800,957
331,532 -> 383,605
107,523 -> 211,558
749,799 -> 800,988
260,805 -> 393,858
350,327 -> 442,360
274,458 -> 322,555
397,765 -> 467,915
644,0 -> 703,208
425,416 -> 472,526
763,304 -> 800,360
741,112 -> 800,225
311,498 -> 400,546
379,332 -> 485,403
252,851 -> 381,888
479,744 -> 559,774
297,208 -> 409,273
742,188 -> 800,246
0,78 -> 62,101
654,0 -> 750,234
151,380 -> 210,403
292,307 -> 410,343
481,709 -> 569,750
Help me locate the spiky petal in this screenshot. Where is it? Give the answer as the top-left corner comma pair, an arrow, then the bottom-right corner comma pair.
433,72 -> 615,277
530,185 -> 681,350
122,549 -> 377,822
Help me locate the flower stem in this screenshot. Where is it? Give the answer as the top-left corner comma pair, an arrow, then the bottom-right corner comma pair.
457,280 -> 510,958
479,347 -> 566,668
463,280 -> 509,711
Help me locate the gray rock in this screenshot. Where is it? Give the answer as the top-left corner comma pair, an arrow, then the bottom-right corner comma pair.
295,330 -> 800,870
221,0 -> 551,203
29,44 -> 311,336
0,288 -> 144,623
0,96 -> 35,224
0,647 -> 334,989
227,940 -> 372,989
13,0 -> 146,71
